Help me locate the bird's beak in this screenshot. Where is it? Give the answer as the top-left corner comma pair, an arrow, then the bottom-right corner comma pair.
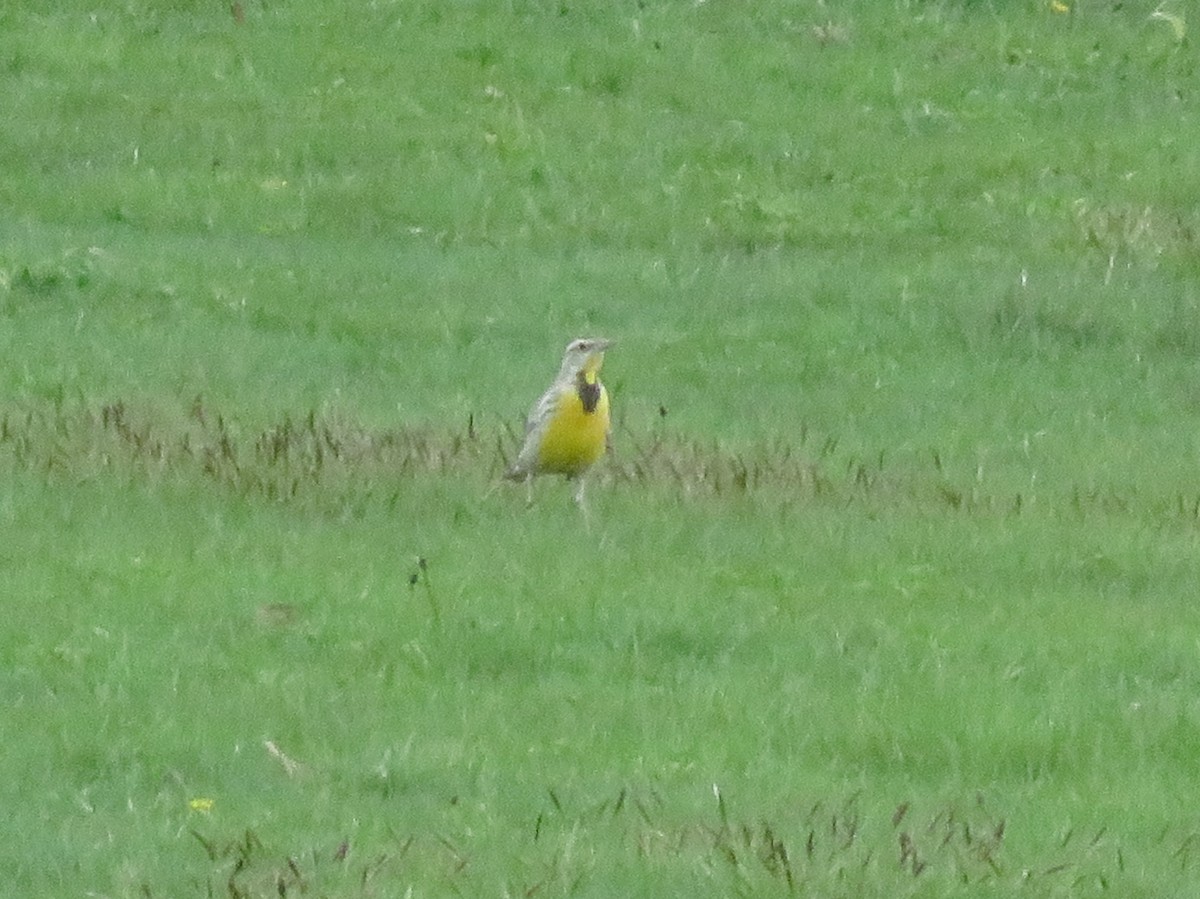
593,339 -> 614,352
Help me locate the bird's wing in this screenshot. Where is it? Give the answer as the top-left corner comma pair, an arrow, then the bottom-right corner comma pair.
525,383 -> 562,436
507,382 -> 564,476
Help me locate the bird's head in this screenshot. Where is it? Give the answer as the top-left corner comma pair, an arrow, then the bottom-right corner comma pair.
559,337 -> 613,379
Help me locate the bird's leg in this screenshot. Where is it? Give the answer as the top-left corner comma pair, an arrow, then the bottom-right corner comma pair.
524,474 -> 534,508
573,477 -> 592,530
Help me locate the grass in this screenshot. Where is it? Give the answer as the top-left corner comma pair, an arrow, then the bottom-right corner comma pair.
3,0 -> 1200,895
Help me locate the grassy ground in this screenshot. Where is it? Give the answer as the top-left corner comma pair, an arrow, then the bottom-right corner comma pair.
3,0 -> 1200,895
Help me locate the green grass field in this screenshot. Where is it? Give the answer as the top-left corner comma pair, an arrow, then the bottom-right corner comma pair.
3,0 -> 1200,895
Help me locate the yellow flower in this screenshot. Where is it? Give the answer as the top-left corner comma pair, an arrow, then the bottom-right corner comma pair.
1050,0 -> 1069,11
189,797 -> 215,812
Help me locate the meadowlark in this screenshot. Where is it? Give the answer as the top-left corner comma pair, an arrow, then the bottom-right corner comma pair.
505,337 -> 613,506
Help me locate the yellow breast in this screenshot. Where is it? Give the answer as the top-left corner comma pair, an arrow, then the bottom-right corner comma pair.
536,382 -> 610,476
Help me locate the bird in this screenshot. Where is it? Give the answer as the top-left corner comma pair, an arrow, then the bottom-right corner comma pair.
505,337 -> 614,508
